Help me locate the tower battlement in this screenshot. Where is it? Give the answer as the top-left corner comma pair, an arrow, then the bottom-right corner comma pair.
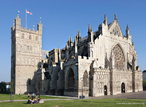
11,14 -> 43,94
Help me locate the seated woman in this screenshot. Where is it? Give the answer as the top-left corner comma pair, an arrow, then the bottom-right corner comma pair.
30,98 -> 34,104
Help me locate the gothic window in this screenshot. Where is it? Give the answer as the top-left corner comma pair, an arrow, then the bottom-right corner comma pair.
112,44 -> 125,69
111,26 -> 121,36
29,35 -> 31,39
83,71 -> 88,87
68,68 -> 74,88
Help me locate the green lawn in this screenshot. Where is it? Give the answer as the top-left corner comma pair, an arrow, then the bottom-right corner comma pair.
0,94 -> 68,100
0,98 -> 146,107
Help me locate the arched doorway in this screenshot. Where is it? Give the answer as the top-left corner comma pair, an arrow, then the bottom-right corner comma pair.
121,83 -> 125,93
104,85 -> 107,95
68,68 -> 75,88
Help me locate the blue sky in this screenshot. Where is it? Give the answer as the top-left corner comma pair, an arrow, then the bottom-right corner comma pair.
0,0 -> 146,82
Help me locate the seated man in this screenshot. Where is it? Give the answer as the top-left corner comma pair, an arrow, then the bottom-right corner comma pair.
27,98 -> 31,104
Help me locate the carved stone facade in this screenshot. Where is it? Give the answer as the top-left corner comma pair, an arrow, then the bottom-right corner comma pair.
11,14 -> 43,94
12,14 -> 143,97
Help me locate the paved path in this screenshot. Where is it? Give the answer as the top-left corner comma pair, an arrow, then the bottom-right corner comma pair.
0,91 -> 146,102
0,99 -> 72,102
85,91 -> 146,99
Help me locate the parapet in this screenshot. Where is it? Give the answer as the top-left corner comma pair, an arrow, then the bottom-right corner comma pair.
78,55 -> 93,62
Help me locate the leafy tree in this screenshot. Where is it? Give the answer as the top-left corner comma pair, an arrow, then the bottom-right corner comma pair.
143,80 -> 146,89
0,83 -> 6,93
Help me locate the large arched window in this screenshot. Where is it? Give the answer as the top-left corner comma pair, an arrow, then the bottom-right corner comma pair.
83,71 -> 88,87
28,78 -> 31,85
112,44 -> 125,69
68,68 -> 75,88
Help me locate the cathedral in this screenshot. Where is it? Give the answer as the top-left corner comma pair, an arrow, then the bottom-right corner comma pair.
11,13 -> 143,97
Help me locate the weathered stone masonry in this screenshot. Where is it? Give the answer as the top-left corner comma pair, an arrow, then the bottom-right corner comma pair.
11,14 -> 143,97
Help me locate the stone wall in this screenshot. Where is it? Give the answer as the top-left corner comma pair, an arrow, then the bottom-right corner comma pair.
11,15 -> 42,94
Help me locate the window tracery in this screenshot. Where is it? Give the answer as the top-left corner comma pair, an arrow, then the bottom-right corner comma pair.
112,44 -> 125,69
111,26 -> 121,36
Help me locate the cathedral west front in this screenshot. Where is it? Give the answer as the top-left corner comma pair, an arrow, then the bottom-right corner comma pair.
11,13 -> 143,98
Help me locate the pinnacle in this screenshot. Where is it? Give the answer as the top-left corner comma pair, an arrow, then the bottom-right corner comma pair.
78,30 -> 81,38
104,14 -> 107,25
88,24 -> 92,33
126,24 -> 129,30
114,13 -> 117,20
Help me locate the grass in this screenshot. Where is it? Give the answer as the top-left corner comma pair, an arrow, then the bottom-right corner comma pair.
0,93 -> 68,100
0,98 -> 146,107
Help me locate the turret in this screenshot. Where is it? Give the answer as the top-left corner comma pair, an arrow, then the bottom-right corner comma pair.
88,24 -> 93,42
37,18 -> 43,35
15,12 -> 21,29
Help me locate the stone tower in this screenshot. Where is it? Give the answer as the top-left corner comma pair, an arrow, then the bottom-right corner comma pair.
11,13 -> 43,94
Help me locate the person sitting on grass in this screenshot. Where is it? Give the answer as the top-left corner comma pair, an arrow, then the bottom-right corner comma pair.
37,97 -> 40,102
34,99 -> 38,104
27,93 -> 30,99
39,98 -> 44,103
27,98 -> 31,104
32,92 -> 35,99
30,98 -> 34,104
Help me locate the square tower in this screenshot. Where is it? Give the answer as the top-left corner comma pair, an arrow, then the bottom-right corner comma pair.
11,14 -> 43,94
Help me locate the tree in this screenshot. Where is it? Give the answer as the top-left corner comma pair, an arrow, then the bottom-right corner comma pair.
0,83 -> 6,93
143,80 -> 146,90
